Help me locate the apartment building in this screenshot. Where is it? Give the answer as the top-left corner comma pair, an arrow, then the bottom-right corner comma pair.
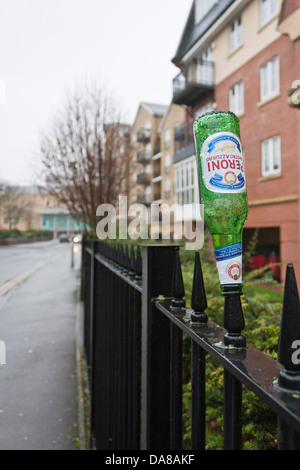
130,102 -> 168,207
170,0 -> 300,281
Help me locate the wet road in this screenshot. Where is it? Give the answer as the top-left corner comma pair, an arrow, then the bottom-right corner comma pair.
0,240 -> 74,286
0,241 -> 81,450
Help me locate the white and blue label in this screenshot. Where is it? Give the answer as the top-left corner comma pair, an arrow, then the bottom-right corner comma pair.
201,132 -> 246,194
214,243 -> 242,285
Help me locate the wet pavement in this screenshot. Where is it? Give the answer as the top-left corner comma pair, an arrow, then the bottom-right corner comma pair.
0,243 -> 81,450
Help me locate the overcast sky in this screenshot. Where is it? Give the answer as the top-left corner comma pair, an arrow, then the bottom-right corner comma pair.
0,0 -> 193,186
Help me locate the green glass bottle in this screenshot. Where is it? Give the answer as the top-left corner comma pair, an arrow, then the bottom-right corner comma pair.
193,110 -> 248,287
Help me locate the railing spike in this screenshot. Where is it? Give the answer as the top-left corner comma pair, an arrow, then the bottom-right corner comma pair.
135,245 -> 142,285
278,262 -> 300,391
119,244 -> 125,267
129,244 -> 136,277
123,244 -> 130,274
191,251 -> 208,323
171,246 -> 185,310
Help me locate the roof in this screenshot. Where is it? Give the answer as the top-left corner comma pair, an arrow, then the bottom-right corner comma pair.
141,102 -> 169,117
172,0 -> 236,66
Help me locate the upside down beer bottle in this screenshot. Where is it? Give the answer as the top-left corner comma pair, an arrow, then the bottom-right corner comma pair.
193,110 -> 248,288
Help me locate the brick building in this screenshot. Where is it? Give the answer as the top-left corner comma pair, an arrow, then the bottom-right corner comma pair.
170,0 -> 300,282
130,102 -> 168,206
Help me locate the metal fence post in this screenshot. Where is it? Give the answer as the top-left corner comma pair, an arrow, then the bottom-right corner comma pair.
140,244 -> 181,450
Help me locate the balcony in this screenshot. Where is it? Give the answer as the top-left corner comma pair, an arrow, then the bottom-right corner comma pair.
137,172 -> 150,185
174,122 -> 195,163
137,195 -> 151,206
136,150 -> 151,164
172,59 -> 214,106
153,168 -> 161,179
137,128 -> 151,143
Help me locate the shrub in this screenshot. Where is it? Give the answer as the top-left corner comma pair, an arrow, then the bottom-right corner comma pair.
179,231 -> 282,450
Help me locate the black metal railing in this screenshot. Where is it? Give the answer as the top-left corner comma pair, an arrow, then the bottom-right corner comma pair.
172,59 -> 214,106
81,240 -> 300,450
174,122 -> 194,154
136,150 -> 151,164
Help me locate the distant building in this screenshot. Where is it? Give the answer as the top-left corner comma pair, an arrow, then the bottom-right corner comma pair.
40,208 -> 85,238
130,102 -> 168,207
0,185 -> 83,238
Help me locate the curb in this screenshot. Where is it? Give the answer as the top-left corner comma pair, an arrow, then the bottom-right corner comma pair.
75,292 -> 90,450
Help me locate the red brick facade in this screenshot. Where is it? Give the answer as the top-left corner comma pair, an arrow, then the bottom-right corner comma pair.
215,34 -> 300,281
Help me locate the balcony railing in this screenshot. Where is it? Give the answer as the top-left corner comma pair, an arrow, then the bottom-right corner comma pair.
172,59 -> 214,106
153,168 -> 161,179
136,151 -> 151,164
137,195 -> 151,206
137,128 -> 151,143
153,192 -> 161,201
174,122 -> 194,154
137,172 -> 150,185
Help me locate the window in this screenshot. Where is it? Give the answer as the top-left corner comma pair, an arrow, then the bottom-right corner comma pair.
229,81 -> 244,116
261,135 -> 281,176
195,46 -> 213,85
261,0 -> 277,25
145,186 -> 151,204
195,0 -> 218,24
230,16 -> 242,52
175,158 -> 197,205
260,56 -> 279,101
165,154 -> 170,174
145,143 -> 151,159
165,179 -> 171,199
164,129 -> 171,149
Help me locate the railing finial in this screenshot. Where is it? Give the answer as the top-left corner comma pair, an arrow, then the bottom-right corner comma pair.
222,286 -> 246,348
171,246 -> 185,310
278,262 -> 300,391
191,251 -> 208,323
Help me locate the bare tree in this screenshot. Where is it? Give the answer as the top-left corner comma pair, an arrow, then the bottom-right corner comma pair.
39,83 -> 132,236
0,185 -> 31,230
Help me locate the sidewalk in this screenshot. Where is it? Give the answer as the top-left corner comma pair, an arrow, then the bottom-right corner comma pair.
0,248 -> 84,450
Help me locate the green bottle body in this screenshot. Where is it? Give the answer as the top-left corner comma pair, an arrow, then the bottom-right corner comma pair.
193,111 -> 248,286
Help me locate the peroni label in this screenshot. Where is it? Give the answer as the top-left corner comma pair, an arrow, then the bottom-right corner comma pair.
214,242 -> 243,285
200,132 -> 246,194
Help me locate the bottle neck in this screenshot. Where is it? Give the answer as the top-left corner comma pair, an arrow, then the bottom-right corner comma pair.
212,233 -> 242,249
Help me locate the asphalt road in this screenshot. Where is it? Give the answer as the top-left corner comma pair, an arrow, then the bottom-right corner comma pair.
0,241 -> 81,450
0,239 -> 74,286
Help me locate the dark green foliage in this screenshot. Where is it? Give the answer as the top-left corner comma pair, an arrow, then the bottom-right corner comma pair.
0,229 -> 53,239
179,229 -> 282,450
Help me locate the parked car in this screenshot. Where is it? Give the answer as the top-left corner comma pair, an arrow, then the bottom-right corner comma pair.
59,233 -> 70,243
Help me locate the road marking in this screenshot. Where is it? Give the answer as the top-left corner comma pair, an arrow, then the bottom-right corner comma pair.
0,251 -> 68,297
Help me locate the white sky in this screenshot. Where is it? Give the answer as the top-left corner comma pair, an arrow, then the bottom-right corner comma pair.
0,0 -> 193,186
